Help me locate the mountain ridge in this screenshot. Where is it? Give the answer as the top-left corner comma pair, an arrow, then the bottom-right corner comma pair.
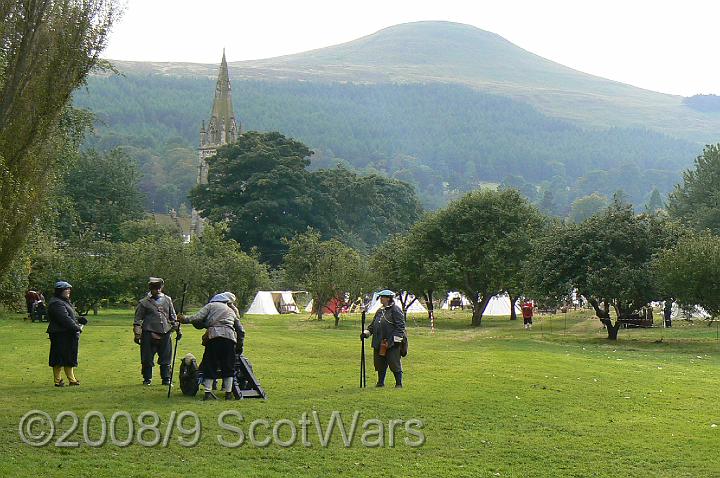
105,21 -> 720,143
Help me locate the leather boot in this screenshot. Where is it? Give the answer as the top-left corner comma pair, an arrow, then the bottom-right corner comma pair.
160,365 -> 170,385
376,368 -> 387,387
393,371 -> 403,388
142,366 -> 153,385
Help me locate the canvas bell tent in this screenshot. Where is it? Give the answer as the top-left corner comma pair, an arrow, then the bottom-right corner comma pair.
670,302 -> 711,320
246,291 -> 301,315
367,292 -> 427,314
483,293 -> 521,316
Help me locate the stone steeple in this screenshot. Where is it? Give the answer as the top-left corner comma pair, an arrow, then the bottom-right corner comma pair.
202,49 -> 239,149
191,50 -> 241,236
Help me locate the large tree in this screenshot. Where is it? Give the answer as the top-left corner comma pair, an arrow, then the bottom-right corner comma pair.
433,189 -> 545,326
191,132 -> 423,265
528,200 -> 680,339
188,224 -> 270,309
61,148 -> 145,240
568,193 -> 609,223
370,212 -> 449,323
667,144 -> 720,233
283,230 -> 371,325
653,231 -> 720,319
318,166 -> 423,253
0,0 -> 117,278
190,131 -> 339,265
28,238 -> 126,315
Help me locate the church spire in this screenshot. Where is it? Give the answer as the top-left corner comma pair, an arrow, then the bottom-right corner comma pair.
192,50 -> 241,238
205,49 -> 238,146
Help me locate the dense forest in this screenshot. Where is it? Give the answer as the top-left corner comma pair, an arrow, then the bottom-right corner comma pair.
74,73 -> 699,213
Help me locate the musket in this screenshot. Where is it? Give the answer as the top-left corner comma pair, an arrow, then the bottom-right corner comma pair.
167,283 -> 188,398
360,307 -> 367,388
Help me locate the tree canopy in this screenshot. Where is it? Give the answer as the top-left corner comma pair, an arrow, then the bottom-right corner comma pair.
0,0 -> 117,278
61,149 -> 145,240
283,230 -> 371,324
191,131 -> 422,265
667,144 -> 720,233
429,189 -> 545,326
653,232 -> 720,319
528,200 -> 680,339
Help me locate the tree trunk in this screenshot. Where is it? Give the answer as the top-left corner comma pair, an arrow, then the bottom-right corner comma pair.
398,291 -> 409,315
398,291 -> 417,317
600,318 -> 621,340
589,297 -> 620,340
315,296 -> 323,321
471,293 -> 491,327
334,313 -> 340,327
424,290 -> 435,331
508,293 -> 517,320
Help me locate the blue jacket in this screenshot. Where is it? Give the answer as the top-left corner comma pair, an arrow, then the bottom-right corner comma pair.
46,297 -> 82,335
367,303 -> 406,350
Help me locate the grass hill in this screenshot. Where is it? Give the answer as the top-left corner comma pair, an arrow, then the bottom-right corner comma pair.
112,21 -> 720,143
74,21 -> 716,213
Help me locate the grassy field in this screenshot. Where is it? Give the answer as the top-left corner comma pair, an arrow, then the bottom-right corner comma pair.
1,307 -> 719,477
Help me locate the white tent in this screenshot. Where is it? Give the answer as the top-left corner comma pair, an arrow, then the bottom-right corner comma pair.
441,292 -> 472,309
246,291 -> 279,315
367,292 -> 427,314
483,293 -> 521,316
670,302 -> 710,320
246,291 -> 301,315
279,292 -> 299,313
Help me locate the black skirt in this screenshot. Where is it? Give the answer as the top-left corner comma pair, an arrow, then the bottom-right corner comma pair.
199,337 -> 236,379
48,332 -> 79,367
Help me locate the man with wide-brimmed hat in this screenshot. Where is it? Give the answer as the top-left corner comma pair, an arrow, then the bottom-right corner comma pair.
133,277 -> 180,385
361,290 -> 406,388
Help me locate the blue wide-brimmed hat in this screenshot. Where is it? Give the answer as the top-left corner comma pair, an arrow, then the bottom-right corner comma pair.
377,289 -> 395,297
54,281 -> 72,290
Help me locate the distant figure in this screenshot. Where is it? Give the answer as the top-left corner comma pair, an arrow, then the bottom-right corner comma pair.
46,281 -> 86,387
663,300 -> 672,328
25,289 -> 40,320
32,296 -> 47,322
522,300 -> 534,329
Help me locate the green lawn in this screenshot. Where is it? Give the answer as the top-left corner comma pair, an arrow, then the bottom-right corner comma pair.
1,308 -> 718,477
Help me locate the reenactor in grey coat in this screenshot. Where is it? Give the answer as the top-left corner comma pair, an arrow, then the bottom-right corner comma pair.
361,290 -> 406,388
133,277 -> 180,385
178,292 -> 245,400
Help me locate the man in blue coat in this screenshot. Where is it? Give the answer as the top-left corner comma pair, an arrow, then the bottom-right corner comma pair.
361,290 -> 406,388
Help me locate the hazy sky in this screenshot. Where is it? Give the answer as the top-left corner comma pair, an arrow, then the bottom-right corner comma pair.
104,0 -> 720,97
